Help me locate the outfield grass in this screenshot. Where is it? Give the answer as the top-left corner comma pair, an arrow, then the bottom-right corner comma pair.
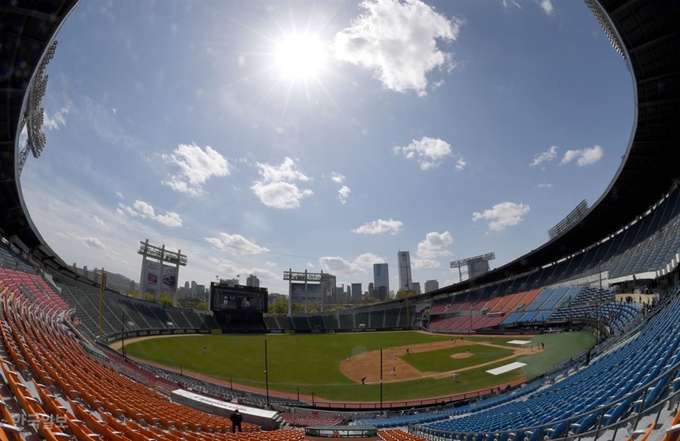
517,331 -> 596,379
124,330 -> 594,401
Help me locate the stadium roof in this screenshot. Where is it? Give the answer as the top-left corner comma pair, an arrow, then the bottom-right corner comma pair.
0,0 -> 92,283
0,0 -> 679,290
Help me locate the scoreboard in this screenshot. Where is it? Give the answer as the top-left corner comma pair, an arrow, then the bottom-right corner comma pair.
210,283 -> 267,313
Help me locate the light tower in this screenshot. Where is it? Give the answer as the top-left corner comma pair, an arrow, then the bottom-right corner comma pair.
138,239 -> 187,307
450,252 -> 496,283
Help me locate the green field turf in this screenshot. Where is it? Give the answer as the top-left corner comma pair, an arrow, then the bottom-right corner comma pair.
123,330 -> 595,402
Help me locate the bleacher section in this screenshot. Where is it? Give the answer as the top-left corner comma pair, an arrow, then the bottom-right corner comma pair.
0,268 -> 440,439
263,304 -> 414,332
427,286 -> 621,332
595,302 -> 643,335
54,278 -> 218,339
280,413 -> 343,427
414,292 -> 680,440
0,244 -> 36,274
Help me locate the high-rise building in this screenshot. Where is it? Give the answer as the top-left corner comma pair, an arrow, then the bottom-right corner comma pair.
413,282 -> 421,295
376,286 -> 388,301
320,273 -> 336,304
246,274 -> 260,288
368,282 -> 374,298
424,280 -> 439,293
351,283 -> 362,303
373,263 -> 389,298
397,251 -> 412,291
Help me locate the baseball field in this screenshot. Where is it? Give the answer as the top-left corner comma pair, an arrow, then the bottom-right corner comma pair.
121,330 -> 595,402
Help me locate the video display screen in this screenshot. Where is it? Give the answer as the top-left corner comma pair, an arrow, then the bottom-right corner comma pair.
211,287 -> 266,312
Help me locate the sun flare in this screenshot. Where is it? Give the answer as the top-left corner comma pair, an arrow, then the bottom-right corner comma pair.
275,34 -> 325,79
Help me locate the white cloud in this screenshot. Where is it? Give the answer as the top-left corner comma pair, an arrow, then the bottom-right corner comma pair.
530,145 -> 558,167
307,262 -> 315,269
163,143 -> 230,196
352,218 -> 403,235
538,183 -> 553,188
330,172 -> 345,184
455,158 -> 466,171
79,235 -> 108,251
56,231 -> 118,256
561,145 -> 604,167
338,185 -> 351,204
331,0 -> 463,97
354,252 -> 387,267
540,0 -> 554,15
132,200 -> 155,218
394,137 -> 453,170
43,107 -> 69,131
472,202 -> 530,232
251,181 -> 314,209
502,0 -> 522,9
118,200 -> 183,228
319,252 -> 385,275
319,256 -> 367,275
115,191 -> 124,200
257,157 -> 310,183
205,233 -> 270,255
151,212 -> 183,228
412,258 -> 441,269
265,261 -> 278,267
93,215 -> 106,227
416,231 -> 453,259
210,258 -> 278,281
251,158 -> 313,209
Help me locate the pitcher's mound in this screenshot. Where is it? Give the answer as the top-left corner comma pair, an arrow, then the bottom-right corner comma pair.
451,353 -> 473,359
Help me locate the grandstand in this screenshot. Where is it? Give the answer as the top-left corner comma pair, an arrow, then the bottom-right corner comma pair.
1,0 -> 680,441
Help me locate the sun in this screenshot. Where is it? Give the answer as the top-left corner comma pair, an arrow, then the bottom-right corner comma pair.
274,34 -> 325,79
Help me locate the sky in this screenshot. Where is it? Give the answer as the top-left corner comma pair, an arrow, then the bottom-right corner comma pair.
20,0 -> 634,297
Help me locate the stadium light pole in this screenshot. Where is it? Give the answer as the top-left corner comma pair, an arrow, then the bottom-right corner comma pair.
121,310 -> 126,358
597,259 -> 603,341
99,268 -> 105,336
264,340 -> 270,406
380,348 -> 383,410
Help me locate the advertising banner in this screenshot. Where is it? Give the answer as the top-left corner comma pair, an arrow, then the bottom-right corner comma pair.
162,264 -> 178,293
144,261 -> 161,292
143,261 -> 177,294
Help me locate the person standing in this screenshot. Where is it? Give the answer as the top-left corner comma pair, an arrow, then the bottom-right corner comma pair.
230,410 -> 243,433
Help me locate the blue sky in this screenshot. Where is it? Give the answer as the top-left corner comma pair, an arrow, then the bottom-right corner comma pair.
20,0 -> 633,296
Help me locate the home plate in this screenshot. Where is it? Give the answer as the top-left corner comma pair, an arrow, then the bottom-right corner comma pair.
508,340 -> 532,345
487,362 -> 526,375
